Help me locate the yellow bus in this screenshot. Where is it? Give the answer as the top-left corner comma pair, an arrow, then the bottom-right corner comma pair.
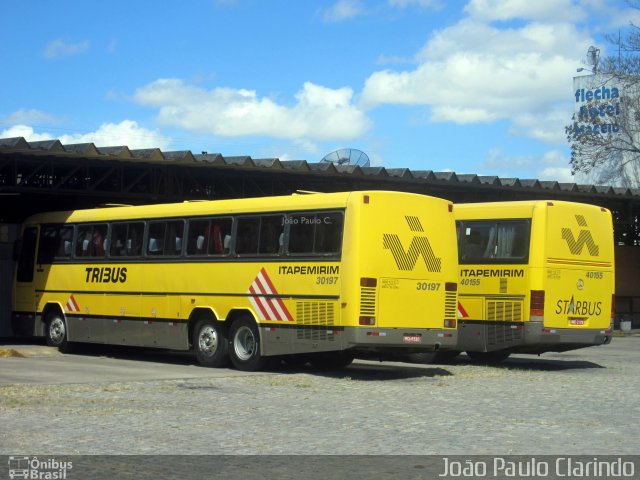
454,200 -> 614,362
12,190 -> 458,370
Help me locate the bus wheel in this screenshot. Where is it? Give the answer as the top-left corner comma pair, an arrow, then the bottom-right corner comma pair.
45,312 -> 72,353
193,319 -> 229,368
467,350 -> 510,364
229,317 -> 266,371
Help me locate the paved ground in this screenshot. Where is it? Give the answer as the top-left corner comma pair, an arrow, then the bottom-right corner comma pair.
0,335 -> 638,456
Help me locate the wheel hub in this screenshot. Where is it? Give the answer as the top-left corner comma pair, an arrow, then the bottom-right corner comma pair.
199,326 -> 218,356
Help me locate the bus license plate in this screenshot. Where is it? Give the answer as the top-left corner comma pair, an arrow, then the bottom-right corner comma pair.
403,334 -> 422,344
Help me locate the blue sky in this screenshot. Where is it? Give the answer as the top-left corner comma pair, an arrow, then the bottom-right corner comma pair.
2,0 -> 638,182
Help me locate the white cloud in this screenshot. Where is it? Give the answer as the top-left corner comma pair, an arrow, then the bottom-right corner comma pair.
134,79 -> 371,142
509,106 -> 570,144
375,54 -> 413,66
0,125 -> 56,142
481,148 -> 535,173
536,150 -> 575,182
464,0 -> 580,22
537,166 -> 575,182
1,109 -> 59,126
480,148 -> 575,182
583,0 -> 640,30
1,120 -> 172,150
321,0 -> 364,22
58,120 -> 172,149
361,16 -> 592,145
43,38 -> 90,59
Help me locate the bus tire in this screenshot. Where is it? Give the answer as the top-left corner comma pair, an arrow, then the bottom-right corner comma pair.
45,312 -> 72,353
193,319 -> 229,368
228,317 -> 266,371
467,350 -> 510,364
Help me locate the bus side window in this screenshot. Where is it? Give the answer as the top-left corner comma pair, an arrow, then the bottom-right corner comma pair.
288,215 -> 312,254
91,225 -> 108,257
76,226 -> 91,257
207,218 -> 232,255
236,218 -> 260,255
165,220 -> 184,256
37,225 -> 59,264
38,224 -> 74,264
75,224 -> 107,258
187,220 -> 209,256
287,211 -> 343,255
258,215 -> 283,255
110,223 -> 128,257
147,222 -> 166,256
127,223 -> 144,256
58,227 -> 74,258
316,212 -> 343,254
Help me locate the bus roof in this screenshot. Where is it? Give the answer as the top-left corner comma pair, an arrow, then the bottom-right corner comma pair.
455,200 -> 609,220
23,190 -> 444,224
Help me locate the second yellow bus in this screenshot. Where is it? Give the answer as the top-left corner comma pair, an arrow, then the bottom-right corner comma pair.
453,200 -> 614,362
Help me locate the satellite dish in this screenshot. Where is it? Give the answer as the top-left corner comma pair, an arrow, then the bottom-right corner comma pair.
321,148 -> 370,168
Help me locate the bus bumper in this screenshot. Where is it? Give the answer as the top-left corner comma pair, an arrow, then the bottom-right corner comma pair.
523,323 -> 611,352
347,327 -> 457,353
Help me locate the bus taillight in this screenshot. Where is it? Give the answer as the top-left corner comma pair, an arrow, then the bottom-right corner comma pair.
359,316 -> 375,326
444,319 -> 456,328
530,290 -> 545,322
360,277 -> 377,288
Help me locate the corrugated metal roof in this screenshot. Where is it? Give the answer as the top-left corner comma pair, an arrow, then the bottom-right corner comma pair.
2,136 -> 640,198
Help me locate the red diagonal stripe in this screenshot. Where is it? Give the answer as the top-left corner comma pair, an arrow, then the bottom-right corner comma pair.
66,295 -> 79,312
275,297 -> 293,321
249,284 -> 271,320
258,269 -> 293,321
252,275 -> 281,320
258,267 -> 278,293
